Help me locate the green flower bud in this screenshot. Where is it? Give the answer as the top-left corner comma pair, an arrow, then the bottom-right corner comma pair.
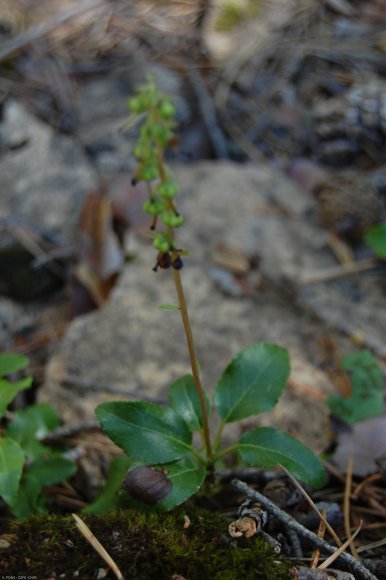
171,214 -> 184,228
146,123 -> 168,139
143,199 -> 163,215
161,211 -> 175,226
128,96 -> 146,113
133,143 -> 154,161
153,234 -> 171,253
138,163 -> 158,182
157,180 -> 178,198
159,99 -> 176,119
162,211 -> 184,228
141,90 -> 159,109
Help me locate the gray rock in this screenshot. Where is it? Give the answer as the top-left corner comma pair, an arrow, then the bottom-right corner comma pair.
0,100 -> 97,301
42,161 -> 335,453
42,160 -> 385,455
0,100 -> 97,244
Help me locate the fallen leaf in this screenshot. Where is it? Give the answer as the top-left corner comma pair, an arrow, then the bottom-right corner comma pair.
331,415 -> 386,475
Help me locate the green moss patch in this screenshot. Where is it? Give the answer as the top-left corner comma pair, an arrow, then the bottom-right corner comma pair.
2,507 -> 291,579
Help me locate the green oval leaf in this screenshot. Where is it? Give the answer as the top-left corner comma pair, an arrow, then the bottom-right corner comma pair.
327,350 -> 384,424
237,427 -> 326,488
28,454 -> 77,486
0,353 -> 29,377
0,437 -> 24,507
214,343 -> 290,423
168,375 -> 210,431
96,401 -> 192,464
0,376 -> 33,419
157,455 -> 206,511
364,223 -> 386,259
84,455 -> 134,514
6,403 -> 61,460
11,473 -> 46,518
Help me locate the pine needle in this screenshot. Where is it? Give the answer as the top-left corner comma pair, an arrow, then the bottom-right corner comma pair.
72,513 -> 124,580
318,521 -> 362,570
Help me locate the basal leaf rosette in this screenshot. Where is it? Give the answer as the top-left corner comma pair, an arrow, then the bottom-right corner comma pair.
96,401 -> 193,464
168,374 -> 211,432
214,343 -> 290,424
237,427 -> 326,488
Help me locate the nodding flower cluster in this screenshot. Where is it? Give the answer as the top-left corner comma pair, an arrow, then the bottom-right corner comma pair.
153,251 -> 183,273
129,78 -> 185,269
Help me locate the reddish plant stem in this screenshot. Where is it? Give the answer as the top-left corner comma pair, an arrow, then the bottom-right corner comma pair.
172,268 -> 213,460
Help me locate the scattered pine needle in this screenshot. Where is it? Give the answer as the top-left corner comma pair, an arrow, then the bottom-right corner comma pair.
344,456 -> 360,560
310,505 -> 327,568
72,513 -> 124,580
352,473 -> 382,500
357,537 -> 386,554
280,466 -> 342,547
318,521 -> 363,570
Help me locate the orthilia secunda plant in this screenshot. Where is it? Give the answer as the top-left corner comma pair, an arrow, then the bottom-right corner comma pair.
94,79 -> 326,511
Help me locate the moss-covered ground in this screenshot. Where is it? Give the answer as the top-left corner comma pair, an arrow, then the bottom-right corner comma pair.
1,507 -> 292,579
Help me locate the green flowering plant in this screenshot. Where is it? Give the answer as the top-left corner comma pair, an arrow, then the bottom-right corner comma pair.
93,79 -> 325,513
0,353 -> 76,517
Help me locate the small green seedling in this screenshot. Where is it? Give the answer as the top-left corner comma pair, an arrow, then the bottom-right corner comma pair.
94,79 -> 325,513
327,350 -> 384,424
364,223 -> 386,260
0,353 -> 76,517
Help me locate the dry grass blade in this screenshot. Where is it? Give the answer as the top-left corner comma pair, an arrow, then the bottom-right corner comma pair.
311,505 -> 327,568
72,513 -> 123,580
280,466 -> 342,547
344,457 -> 360,560
318,521 -> 363,570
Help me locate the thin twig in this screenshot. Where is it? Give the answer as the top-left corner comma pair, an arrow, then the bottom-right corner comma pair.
231,479 -> 378,580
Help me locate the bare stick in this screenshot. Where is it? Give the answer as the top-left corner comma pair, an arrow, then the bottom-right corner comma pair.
231,479 -> 378,580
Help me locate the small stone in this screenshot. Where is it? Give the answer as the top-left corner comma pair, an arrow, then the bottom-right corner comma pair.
0,534 -> 16,549
183,515 -> 191,529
